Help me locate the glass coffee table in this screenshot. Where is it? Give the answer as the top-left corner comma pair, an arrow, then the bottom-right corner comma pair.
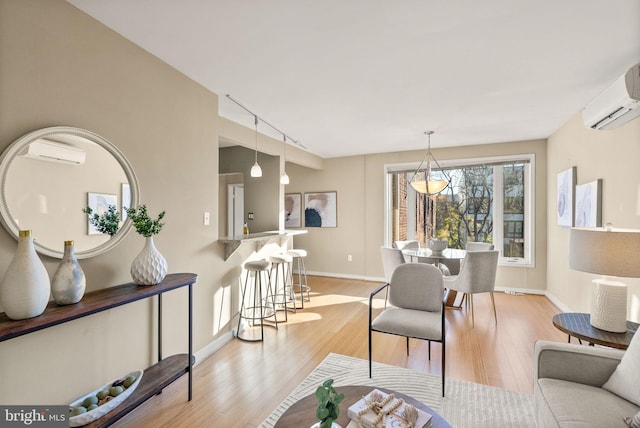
274,385 -> 451,427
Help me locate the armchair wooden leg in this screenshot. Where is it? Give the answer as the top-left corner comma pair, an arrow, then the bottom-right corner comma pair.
470,294 -> 475,328
406,337 -> 410,355
490,292 -> 497,325
428,340 -> 431,360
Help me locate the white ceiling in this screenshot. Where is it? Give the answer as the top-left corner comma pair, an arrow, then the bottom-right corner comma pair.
67,0 -> 640,158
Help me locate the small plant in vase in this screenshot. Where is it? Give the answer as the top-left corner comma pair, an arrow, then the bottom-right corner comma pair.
314,379 -> 344,428
82,205 -> 121,236
125,205 -> 167,285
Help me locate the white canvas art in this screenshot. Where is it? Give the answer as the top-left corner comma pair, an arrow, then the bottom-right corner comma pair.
87,192 -> 117,235
557,167 -> 575,227
575,179 -> 602,228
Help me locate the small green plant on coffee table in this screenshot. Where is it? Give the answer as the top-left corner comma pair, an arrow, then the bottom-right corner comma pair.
315,379 -> 344,428
125,205 -> 165,237
82,205 -> 120,236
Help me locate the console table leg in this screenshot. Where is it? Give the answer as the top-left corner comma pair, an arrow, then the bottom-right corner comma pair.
188,283 -> 193,401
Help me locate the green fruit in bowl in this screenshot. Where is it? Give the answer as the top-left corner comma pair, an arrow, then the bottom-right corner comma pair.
97,389 -> 110,400
87,404 -> 99,411
81,395 -> 98,408
123,375 -> 137,388
109,386 -> 124,396
70,406 -> 87,417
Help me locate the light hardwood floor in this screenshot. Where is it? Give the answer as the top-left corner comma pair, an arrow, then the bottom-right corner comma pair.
114,275 -> 568,427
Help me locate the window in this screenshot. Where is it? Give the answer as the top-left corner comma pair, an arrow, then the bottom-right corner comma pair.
385,154 -> 534,266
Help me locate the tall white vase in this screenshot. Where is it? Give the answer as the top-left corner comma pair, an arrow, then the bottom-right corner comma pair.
130,236 -> 167,285
0,230 -> 50,320
51,240 -> 86,305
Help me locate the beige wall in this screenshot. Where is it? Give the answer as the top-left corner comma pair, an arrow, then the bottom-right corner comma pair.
0,0 -> 234,404
287,139 -> 548,291
547,113 -> 640,321
219,146 -> 280,233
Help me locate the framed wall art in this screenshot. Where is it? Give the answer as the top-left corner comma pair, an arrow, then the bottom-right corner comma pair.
284,193 -> 302,228
575,179 -> 602,228
86,192 -> 117,235
557,166 -> 576,227
304,191 -> 337,228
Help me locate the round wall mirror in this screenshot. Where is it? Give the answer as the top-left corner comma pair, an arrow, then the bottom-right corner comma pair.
0,126 -> 140,259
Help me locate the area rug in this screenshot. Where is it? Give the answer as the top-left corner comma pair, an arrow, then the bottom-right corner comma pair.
260,353 -> 535,427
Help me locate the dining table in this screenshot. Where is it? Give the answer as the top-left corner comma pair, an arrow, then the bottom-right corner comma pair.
401,247 -> 467,308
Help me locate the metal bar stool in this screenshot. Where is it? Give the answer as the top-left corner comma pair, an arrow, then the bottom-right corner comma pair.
236,259 -> 277,342
268,253 -> 296,322
287,249 -> 310,309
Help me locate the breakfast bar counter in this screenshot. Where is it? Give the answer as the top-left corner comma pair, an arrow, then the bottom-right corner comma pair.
218,229 -> 307,260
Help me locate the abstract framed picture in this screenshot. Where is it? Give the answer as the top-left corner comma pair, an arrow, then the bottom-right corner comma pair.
304,191 -> 337,228
575,179 -> 602,228
121,183 -> 131,222
557,166 -> 576,227
284,193 -> 302,228
87,192 -> 117,235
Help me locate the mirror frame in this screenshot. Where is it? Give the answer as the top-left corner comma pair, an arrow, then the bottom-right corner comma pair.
0,126 -> 140,259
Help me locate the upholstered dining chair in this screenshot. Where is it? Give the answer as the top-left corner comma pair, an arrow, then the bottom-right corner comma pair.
444,250 -> 499,327
369,262 -> 446,396
465,241 -> 495,252
393,240 -> 420,263
380,246 -> 406,283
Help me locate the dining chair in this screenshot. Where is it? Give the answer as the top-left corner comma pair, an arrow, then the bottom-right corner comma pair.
444,250 -> 499,327
369,262 -> 446,396
380,246 -> 406,283
465,241 -> 495,252
393,240 -> 420,263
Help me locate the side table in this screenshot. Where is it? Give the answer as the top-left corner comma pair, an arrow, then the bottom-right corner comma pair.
552,312 -> 638,350
274,385 -> 451,427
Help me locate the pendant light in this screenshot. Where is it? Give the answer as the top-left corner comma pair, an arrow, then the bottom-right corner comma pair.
250,115 -> 262,178
280,135 -> 290,184
409,131 -> 450,195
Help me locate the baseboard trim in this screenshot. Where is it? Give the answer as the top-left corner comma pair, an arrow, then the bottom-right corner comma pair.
194,331 -> 233,366
543,291 -> 572,312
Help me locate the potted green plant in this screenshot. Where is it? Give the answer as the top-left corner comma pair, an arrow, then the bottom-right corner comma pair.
125,205 -> 167,285
125,205 -> 165,237
313,379 -> 344,428
82,205 -> 121,236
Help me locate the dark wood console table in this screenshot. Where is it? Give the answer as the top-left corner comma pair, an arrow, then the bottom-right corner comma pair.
552,312 -> 638,350
0,272 -> 197,427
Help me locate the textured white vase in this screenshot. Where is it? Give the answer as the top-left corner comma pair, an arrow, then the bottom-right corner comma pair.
51,240 -> 86,305
130,236 -> 167,285
0,230 -> 50,320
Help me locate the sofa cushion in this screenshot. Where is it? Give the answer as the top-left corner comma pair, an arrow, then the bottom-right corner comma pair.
537,378 -> 639,428
603,330 -> 640,407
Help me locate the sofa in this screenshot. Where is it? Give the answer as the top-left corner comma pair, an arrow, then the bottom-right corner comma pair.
534,339 -> 640,427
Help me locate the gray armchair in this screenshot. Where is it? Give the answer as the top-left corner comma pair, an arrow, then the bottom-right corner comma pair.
369,263 -> 446,396
534,340 -> 638,427
443,250 -> 498,327
464,241 -> 495,252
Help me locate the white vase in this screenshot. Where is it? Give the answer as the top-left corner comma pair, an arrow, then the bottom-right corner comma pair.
0,230 -> 50,320
51,240 -> 86,305
130,236 -> 167,285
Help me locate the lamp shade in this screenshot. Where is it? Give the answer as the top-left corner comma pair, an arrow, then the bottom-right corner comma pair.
409,178 -> 448,195
250,162 -> 262,178
569,227 -> 640,278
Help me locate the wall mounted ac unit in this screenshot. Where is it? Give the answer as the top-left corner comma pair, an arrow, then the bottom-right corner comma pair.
21,139 -> 86,165
583,62 -> 640,130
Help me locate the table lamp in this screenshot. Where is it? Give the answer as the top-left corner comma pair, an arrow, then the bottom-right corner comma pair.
569,225 -> 640,333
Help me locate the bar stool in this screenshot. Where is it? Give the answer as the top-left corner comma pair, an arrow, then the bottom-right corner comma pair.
236,259 -> 277,342
268,253 -> 296,322
287,248 -> 310,308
